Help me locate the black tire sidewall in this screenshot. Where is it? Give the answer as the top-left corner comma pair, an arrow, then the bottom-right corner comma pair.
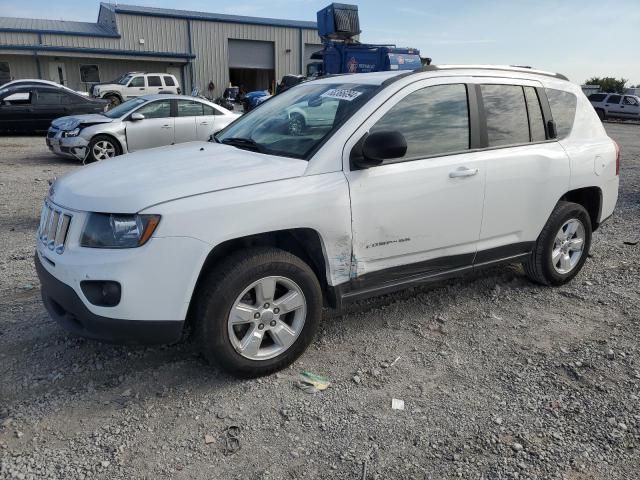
106,94 -> 121,106
540,205 -> 592,285
198,251 -> 322,377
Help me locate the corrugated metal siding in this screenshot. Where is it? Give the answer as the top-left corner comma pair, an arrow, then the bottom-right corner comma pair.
115,14 -> 188,52
39,34 -> 121,49
190,21 -> 320,97
0,32 -> 39,46
0,54 -> 39,80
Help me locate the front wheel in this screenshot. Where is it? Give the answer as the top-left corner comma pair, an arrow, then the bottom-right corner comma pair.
195,247 -> 322,377
596,108 -> 606,121
105,94 -> 121,107
524,201 -> 592,286
87,135 -> 120,163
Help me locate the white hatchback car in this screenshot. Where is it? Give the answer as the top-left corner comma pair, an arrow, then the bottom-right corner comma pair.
47,94 -> 240,162
35,65 -> 619,377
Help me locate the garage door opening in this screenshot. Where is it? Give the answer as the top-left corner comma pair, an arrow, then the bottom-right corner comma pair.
228,39 -> 275,93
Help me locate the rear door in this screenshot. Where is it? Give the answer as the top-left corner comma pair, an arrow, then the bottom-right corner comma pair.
604,94 -> 623,117
474,80 -> 571,260
125,99 -> 174,151
620,95 -> 640,119
0,88 -> 34,131
147,75 -> 164,95
174,99 -> 200,143
199,102 -> 221,138
32,88 -> 67,128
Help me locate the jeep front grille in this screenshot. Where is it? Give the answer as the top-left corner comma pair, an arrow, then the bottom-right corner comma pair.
38,201 -> 72,254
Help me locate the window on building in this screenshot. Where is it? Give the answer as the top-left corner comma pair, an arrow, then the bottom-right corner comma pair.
606,94 -> 622,104
524,87 -> 546,142
129,76 -> 145,88
371,83 -> 470,160
546,88 -> 578,138
80,64 -> 100,83
0,62 -> 10,86
177,100 -> 204,116
136,100 -> 171,119
481,84 -> 530,147
163,75 -> 176,87
147,76 -> 162,87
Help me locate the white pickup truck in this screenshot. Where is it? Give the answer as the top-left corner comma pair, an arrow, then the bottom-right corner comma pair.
36,65 -> 619,377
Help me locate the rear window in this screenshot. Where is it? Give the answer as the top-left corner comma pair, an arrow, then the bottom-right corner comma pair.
163,75 -> 176,87
481,84 -> 530,147
147,76 -> 162,87
588,93 -> 607,102
546,88 -> 577,139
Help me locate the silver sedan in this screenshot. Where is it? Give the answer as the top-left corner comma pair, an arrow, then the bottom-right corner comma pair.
46,94 -> 240,162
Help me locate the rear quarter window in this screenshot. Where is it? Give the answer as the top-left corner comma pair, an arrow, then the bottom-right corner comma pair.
588,93 -> 607,102
545,88 -> 577,139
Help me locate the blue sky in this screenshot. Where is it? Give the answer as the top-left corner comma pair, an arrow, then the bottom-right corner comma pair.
4,0 -> 640,85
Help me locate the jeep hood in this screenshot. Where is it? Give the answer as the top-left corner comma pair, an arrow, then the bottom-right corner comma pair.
52,114 -> 112,130
50,142 -> 308,212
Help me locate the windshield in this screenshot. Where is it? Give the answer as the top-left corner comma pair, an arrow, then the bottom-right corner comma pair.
215,82 -> 378,159
103,97 -> 147,118
118,75 -> 133,85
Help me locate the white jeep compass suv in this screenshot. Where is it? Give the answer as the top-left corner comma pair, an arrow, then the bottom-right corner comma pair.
35,65 -> 620,377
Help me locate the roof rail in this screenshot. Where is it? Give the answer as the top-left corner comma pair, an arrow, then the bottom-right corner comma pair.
418,64 -> 569,81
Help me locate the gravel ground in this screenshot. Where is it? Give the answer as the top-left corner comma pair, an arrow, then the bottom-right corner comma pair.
1,125 -> 639,480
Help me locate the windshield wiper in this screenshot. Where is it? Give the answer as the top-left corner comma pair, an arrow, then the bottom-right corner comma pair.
221,137 -> 264,153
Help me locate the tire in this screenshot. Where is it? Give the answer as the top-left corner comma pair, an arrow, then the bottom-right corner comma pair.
105,94 -> 121,107
194,247 -> 322,378
87,135 -> 121,163
288,113 -> 306,135
596,108 -> 606,121
524,201 -> 592,286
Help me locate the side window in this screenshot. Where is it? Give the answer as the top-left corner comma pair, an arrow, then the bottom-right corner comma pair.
136,100 -> 171,119
2,91 -> 31,105
147,76 -> 162,87
371,83 -> 469,159
177,100 -> 204,117
36,90 -> 64,105
623,96 -> 638,106
0,62 -> 10,85
163,76 -> 176,87
129,76 -> 145,88
524,87 -> 546,142
606,94 -> 621,104
481,84 -> 529,147
588,93 -> 607,102
546,88 -> 578,139
203,104 -> 221,116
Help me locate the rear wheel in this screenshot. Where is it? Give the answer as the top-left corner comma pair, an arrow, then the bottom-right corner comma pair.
87,135 -> 121,163
195,247 -> 322,377
524,201 -> 592,286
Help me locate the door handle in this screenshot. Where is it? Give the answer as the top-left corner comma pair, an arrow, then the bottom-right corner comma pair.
449,167 -> 479,178
199,122 -> 209,125
161,124 -> 172,129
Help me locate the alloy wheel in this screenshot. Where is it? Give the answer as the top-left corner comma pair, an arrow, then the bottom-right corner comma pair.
92,141 -> 116,161
552,218 -> 586,274
228,276 -> 307,361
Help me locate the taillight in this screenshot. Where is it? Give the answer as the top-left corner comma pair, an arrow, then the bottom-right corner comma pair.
613,140 -> 620,176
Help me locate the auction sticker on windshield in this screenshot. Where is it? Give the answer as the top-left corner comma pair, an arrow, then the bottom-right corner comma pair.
321,89 -> 363,102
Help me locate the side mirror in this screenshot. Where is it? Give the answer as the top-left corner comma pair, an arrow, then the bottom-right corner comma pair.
351,130 -> 407,169
547,120 -> 557,139
130,113 -> 145,121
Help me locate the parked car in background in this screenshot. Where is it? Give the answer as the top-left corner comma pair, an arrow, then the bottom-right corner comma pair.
0,78 -> 87,95
88,72 -> 143,97
0,85 -> 108,133
91,73 -> 181,106
35,66 -> 619,377
589,92 -> 640,120
242,90 -> 271,112
47,94 -> 239,162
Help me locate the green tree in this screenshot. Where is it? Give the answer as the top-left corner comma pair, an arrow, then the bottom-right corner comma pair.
584,77 -> 628,93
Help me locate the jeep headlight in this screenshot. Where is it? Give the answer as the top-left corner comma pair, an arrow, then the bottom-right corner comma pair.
80,213 -> 161,248
63,127 -> 81,137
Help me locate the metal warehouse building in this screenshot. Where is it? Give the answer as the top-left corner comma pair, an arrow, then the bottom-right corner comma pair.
0,3 -> 322,97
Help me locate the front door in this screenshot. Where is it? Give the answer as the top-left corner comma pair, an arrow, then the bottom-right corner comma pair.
124,75 -> 146,99
48,62 -> 67,86
344,80 -> 486,283
125,99 -> 174,151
